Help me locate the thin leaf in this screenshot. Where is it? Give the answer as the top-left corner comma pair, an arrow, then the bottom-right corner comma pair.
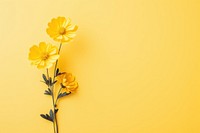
44,88 -> 52,95
57,92 -> 67,99
57,92 -> 71,99
46,114 -> 53,121
42,74 -> 51,86
56,72 -> 66,77
40,114 -> 47,119
49,77 -> 52,86
52,80 -> 57,85
56,68 -> 59,76
48,88 -> 51,93
49,109 -> 54,121
40,114 -> 53,122
42,74 -> 47,83
44,91 -> 50,95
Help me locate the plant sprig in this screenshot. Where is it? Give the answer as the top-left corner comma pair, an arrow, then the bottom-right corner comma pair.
40,67 -> 72,133
28,16 -> 78,133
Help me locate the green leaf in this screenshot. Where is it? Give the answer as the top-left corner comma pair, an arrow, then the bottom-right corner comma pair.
46,114 -> 53,122
44,88 -> 52,95
56,68 -> 59,76
40,114 -> 53,122
44,91 -> 50,95
49,109 -> 54,121
49,79 -> 57,86
55,69 -> 66,77
57,92 -> 71,99
56,71 -> 66,77
42,74 -> 47,83
48,88 -> 51,93
52,80 -> 57,85
42,74 -> 52,86
40,114 -> 46,119
49,77 -> 52,86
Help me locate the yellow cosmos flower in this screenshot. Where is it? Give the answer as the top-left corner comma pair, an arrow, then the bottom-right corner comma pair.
57,73 -> 78,93
46,17 -> 78,43
28,42 -> 59,69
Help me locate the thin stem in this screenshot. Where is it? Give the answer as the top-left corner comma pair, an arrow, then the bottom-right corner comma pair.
53,43 -> 62,79
53,121 -> 56,133
46,69 -> 56,133
51,91 -> 57,133
46,69 -> 49,79
55,87 -> 63,104
55,111 -> 59,133
52,43 -> 62,133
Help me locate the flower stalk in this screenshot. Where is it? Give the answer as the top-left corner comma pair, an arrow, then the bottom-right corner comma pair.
46,69 -> 57,133
28,17 -> 78,133
52,43 -> 62,133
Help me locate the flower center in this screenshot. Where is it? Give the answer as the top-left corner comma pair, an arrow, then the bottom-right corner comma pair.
59,27 -> 66,35
42,53 -> 49,60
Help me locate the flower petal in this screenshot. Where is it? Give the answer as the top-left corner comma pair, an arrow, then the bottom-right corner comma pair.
28,42 -> 59,69
39,42 -> 48,53
46,17 -> 77,43
66,25 -> 78,32
29,45 -> 41,60
48,55 -> 59,62
57,17 -> 67,28
66,32 -> 76,38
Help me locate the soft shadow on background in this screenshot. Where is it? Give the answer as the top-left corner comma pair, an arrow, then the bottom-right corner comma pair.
0,0 -> 200,133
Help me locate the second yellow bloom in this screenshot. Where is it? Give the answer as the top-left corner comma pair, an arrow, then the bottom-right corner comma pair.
28,42 -> 59,69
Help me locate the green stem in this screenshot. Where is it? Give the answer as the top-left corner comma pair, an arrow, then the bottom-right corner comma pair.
46,69 -> 49,79
53,43 -> 62,79
55,110 -> 59,133
55,87 -> 63,104
51,91 -> 57,133
52,43 -> 62,133
52,91 -> 57,133
47,69 -> 56,133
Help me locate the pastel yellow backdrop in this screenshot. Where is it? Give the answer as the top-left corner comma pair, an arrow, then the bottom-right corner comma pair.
0,0 -> 199,133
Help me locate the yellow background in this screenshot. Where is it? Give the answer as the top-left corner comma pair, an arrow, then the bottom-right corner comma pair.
0,0 -> 200,133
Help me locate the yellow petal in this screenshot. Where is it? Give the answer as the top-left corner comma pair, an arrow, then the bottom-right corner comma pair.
45,61 -> 53,68
46,17 -> 77,43
48,18 -> 60,31
39,42 -> 48,53
29,45 -> 41,60
66,32 -> 76,38
65,18 -> 71,27
31,59 -> 41,65
66,25 -> 78,31
37,61 -> 45,69
48,48 -> 57,55
48,55 -> 59,62
57,17 -> 67,28
62,35 -> 70,42
46,28 -> 59,37
66,73 -> 75,82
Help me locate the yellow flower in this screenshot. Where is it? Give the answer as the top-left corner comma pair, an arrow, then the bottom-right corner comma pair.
28,42 -> 59,69
57,73 -> 78,93
46,17 -> 78,43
